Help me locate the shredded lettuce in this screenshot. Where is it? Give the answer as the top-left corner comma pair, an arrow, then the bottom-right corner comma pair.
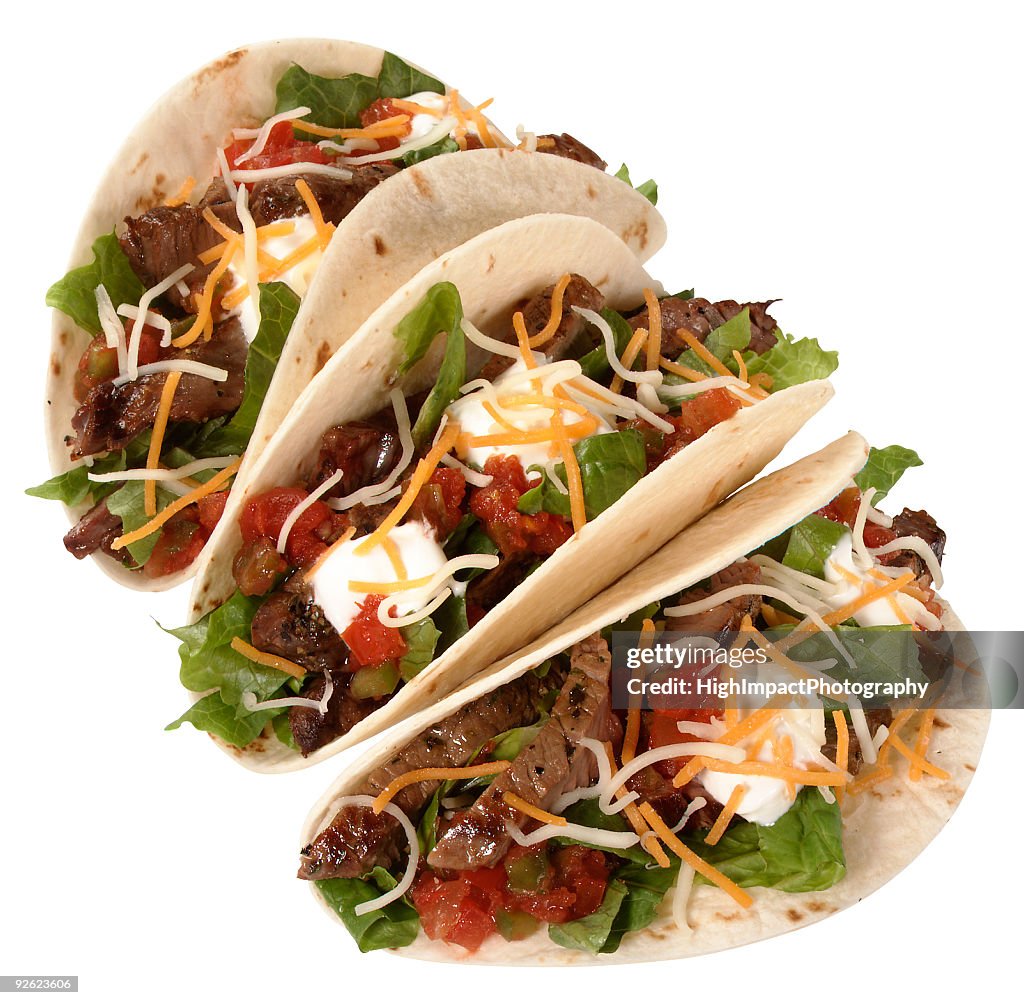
667,306 -> 753,380
315,868 -> 420,952
276,53 -> 444,131
578,308 -> 634,381
854,444 -> 923,501
398,617 -> 441,683
743,330 -> 838,390
613,163 -> 659,206
104,481 -> 177,565
394,281 -> 463,374
46,233 -> 145,335
517,429 -> 647,521
402,136 -> 460,166
781,513 -> 849,578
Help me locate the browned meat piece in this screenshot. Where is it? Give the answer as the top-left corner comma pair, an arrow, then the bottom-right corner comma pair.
68,318 -> 247,459
298,672 -> 546,880
465,553 -> 536,613
885,509 -> 946,584
289,671 -> 387,758
427,634 -> 614,871
823,708 -> 893,776
246,165 -> 401,226
479,274 -> 605,381
664,560 -> 763,638
309,419 -> 403,498
249,587 -> 350,676
62,497 -> 131,564
629,297 -> 780,358
538,133 -> 607,171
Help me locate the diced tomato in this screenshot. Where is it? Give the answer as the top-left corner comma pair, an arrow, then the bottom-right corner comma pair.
646,707 -> 722,778
73,328 -> 163,401
864,523 -> 899,550
656,388 -> 742,468
342,595 -> 409,668
232,536 -> 287,596
815,486 -> 862,527
411,868 -> 505,952
238,487 -> 332,567
196,491 -> 229,532
408,468 -> 466,540
143,519 -> 206,578
469,456 -> 573,556
223,121 -> 327,174
355,98 -> 412,153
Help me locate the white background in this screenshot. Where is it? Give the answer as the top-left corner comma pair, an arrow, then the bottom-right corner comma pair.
2,2 -> 1019,1002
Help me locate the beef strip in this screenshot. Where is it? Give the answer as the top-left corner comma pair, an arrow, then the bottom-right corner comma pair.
120,166 -> 401,309
464,553 -> 537,612
479,274 -> 605,382
886,509 -> 946,584
298,672 -> 549,880
538,133 -> 607,171
289,670 -> 387,759
625,759 -> 723,832
822,708 -> 893,776
427,633 -> 614,872
629,297 -> 780,358
62,498 -> 132,564
249,585 -> 350,677
309,418 -> 403,498
664,560 -> 763,639
68,317 -> 247,458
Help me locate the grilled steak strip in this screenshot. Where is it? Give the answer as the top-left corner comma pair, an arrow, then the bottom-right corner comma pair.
427,633 -> 614,872
298,673 -> 548,880
886,509 -> 946,584
629,297 -> 780,359
68,317 -> 247,459
664,560 -> 763,639
538,133 -> 607,171
120,167 -> 400,310
63,498 -> 132,564
479,274 -> 605,382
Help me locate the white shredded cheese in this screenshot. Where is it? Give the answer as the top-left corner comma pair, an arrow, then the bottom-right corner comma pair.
87,455 -> 239,483
232,106 -> 312,163
113,359 -> 228,387
125,264 -> 194,380
229,162 -> 354,183
277,469 -> 344,555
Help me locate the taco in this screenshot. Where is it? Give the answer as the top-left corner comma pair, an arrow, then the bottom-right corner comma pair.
167,212 -> 837,770
296,432 -> 987,962
31,38 -> 665,590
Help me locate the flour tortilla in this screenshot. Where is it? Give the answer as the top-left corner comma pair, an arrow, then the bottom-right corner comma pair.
299,432 -> 989,964
44,38 -> 666,591
185,211 -> 832,771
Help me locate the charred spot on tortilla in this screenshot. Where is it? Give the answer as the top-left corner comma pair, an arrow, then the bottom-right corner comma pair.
786,908 -> 804,922
130,151 -> 149,176
807,900 -> 837,914
410,169 -> 434,200
935,716 -> 950,730
315,342 -> 332,374
622,219 -> 649,251
965,763 -> 976,772
50,356 -> 61,377
58,329 -> 69,346
373,235 -> 388,256
191,48 -> 247,90
486,253 -> 496,274
587,184 -> 598,200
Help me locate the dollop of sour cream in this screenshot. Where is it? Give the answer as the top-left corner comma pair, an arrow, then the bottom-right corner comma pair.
699,706 -> 827,825
308,522 -> 448,635
824,532 -> 918,628
403,91 -> 488,143
227,215 -> 324,341
447,358 -> 612,472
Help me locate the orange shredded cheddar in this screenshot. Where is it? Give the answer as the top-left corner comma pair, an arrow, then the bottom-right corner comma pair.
502,792 -> 567,827
447,89 -> 470,149
552,407 -> 587,533
355,423 -> 461,557
173,227 -> 240,348
672,756 -> 708,789
381,534 -> 408,581
909,709 -> 937,782
643,289 -> 662,372
686,757 -> 847,788
461,416 -> 599,449
230,637 -> 306,678
876,709 -> 916,767
748,373 -> 774,391
294,178 -> 334,247
164,176 -> 196,207
638,802 -> 753,908
716,706 -> 779,747
846,765 -> 894,795
761,603 -> 800,627
659,356 -> 709,383
112,457 -> 243,549
677,330 -> 733,377
346,572 -> 435,594
144,371 -> 182,516
610,327 -> 650,395
887,734 -> 950,779
833,711 -> 849,775
732,350 -> 748,384
391,98 -> 444,116
603,742 -> 669,867
372,761 -> 511,814
259,233 -> 323,282
622,709 -> 641,766
528,274 -> 572,348
463,97 -> 501,148
705,784 -> 747,846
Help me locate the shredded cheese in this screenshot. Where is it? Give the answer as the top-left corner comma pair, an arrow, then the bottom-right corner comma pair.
230,637 -> 306,678
277,470 -> 344,555
164,176 -> 196,207
528,274 -> 572,347
643,289 -> 662,371
887,734 -> 951,779
371,761 -> 511,815
502,792 -> 567,827
144,372 -> 182,517
705,784 -> 747,845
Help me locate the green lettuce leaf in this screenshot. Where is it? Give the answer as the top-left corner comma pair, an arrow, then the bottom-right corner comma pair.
781,513 -> 849,578
787,625 -> 926,691
554,799 -> 650,865
433,593 -> 470,653
46,233 -> 145,335
854,444 -> 923,501
412,321 -> 466,448
398,616 -> 441,682
548,879 -> 629,953
686,787 -> 845,892
579,308 -> 634,381
743,331 -> 838,390
613,164 -> 659,205
277,53 -> 444,130
518,429 -> 646,521
165,691 -> 277,748
105,481 -> 177,565
668,306 -> 753,381
394,281 -> 463,374
26,466 -> 94,507
197,283 -> 299,456
402,136 -> 460,166
315,867 -> 420,952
